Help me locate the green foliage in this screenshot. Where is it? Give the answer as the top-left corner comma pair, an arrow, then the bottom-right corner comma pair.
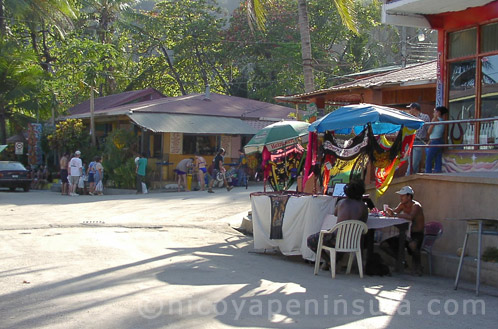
120,0 -> 228,96
482,247 -> 498,263
102,129 -> 138,188
47,119 -> 89,154
0,39 -> 46,143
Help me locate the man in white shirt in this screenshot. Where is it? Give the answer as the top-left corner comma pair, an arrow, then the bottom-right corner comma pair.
69,150 -> 83,196
406,102 -> 430,175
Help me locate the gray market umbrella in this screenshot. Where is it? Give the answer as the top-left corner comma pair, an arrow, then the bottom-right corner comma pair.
244,120 -> 310,154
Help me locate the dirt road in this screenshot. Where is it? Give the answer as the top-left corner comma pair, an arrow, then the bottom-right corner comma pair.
1,187 -> 497,329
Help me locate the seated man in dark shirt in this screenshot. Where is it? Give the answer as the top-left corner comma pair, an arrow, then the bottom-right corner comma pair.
307,180 -> 368,264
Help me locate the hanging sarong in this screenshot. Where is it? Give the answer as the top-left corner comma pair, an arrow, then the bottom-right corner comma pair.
375,127 -> 416,196
269,194 -> 290,239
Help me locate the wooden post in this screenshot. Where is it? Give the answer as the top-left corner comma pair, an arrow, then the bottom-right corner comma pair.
90,88 -> 96,146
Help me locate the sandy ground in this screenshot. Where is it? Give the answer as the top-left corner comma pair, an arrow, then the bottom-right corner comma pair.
1,186 -> 497,329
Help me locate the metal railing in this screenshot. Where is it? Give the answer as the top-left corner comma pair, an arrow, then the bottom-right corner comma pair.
414,117 -> 498,150
407,117 -> 498,174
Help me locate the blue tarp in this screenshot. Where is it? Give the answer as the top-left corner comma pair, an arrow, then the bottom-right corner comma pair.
308,103 -> 424,135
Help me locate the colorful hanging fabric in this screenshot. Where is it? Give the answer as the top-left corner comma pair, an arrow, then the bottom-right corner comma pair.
375,127 -> 416,196
367,125 -> 403,169
269,194 -> 290,239
323,128 -> 369,160
321,153 -> 369,193
266,145 -> 305,191
302,132 -> 317,190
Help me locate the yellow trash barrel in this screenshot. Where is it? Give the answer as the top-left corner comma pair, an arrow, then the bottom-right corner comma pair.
187,174 -> 192,190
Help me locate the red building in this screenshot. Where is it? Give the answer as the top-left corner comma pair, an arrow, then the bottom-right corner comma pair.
382,0 -> 498,172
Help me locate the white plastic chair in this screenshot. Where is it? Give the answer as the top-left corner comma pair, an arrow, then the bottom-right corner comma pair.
314,220 -> 368,278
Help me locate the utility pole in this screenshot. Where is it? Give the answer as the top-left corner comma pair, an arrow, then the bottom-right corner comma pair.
90,87 -> 96,146
401,26 -> 407,68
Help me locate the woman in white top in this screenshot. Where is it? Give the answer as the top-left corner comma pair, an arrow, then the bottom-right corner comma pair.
425,106 -> 448,173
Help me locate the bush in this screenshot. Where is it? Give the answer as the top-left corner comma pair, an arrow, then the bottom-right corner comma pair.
102,129 -> 138,189
47,119 -> 89,154
482,247 -> 498,263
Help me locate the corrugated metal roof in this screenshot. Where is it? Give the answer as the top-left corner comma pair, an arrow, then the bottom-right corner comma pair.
128,113 -> 258,135
65,92 -> 294,121
68,88 -> 164,116
275,60 -> 436,103
244,119 -> 281,131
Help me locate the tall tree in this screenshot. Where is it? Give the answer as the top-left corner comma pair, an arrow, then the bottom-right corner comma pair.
247,0 -> 358,94
121,0 -> 228,96
0,40 -> 45,143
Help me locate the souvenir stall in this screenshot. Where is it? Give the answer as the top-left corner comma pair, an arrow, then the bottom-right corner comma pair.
304,104 -> 425,197
244,120 -> 309,192
251,104 -> 424,263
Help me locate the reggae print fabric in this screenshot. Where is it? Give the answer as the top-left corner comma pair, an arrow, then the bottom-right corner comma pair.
269,194 -> 290,239
374,127 -> 416,196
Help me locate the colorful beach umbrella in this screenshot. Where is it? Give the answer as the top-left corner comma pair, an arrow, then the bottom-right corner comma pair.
309,103 -> 424,135
244,120 -> 310,154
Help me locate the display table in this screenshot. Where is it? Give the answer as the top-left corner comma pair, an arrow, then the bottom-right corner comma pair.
323,214 -> 411,272
251,191 -> 410,271
251,192 -> 336,261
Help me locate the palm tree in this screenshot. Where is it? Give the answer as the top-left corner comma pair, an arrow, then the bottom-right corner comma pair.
0,0 -> 75,71
0,40 -> 45,144
247,0 -> 358,94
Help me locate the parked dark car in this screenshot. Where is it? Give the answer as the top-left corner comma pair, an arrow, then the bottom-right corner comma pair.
0,161 -> 32,192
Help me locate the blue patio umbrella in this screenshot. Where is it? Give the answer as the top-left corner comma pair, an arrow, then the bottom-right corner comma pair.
309,103 -> 424,135
0,145 -> 7,153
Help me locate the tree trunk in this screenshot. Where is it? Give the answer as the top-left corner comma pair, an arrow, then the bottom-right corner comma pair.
160,44 -> 187,95
297,0 -> 314,93
0,108 -> 7,144
0,0 -> 5,37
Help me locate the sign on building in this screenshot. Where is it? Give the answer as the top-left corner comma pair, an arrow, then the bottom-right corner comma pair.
15,142 -> 23,155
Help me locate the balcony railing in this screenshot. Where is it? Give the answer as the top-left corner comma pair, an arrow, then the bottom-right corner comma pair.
414,117 -> 498,150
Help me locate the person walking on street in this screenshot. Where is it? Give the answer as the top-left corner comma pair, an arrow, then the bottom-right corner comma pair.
405,103 -> 430,175
68,151 -> 83,196
207,148 -> 232,193
425,106 -> 448,173
60,153 -> 69,195
136,153 -> 148,194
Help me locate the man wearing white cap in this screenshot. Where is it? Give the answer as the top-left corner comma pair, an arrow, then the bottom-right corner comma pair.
382,186 -> 425,275
69,150 -> 83,196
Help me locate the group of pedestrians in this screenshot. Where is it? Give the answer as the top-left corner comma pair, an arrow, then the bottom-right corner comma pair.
173,148 -> 248,193
59,150 -> 103,196
406,102 -> 449,175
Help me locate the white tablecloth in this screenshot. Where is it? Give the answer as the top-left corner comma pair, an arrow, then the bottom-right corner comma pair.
322,214 -> 411,242
251,192 -> 410,261
251,193 -> 336,261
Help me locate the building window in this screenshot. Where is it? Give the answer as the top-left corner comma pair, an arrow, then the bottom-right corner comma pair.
153,133 -> 162,158
447,22 -> 498,147
481,22 -> 498,53
481,55 -> 498,119
449,28 -> 476,59
182,135 -> 217,155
